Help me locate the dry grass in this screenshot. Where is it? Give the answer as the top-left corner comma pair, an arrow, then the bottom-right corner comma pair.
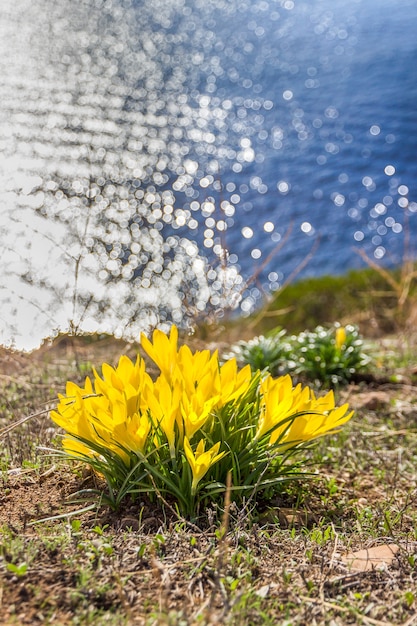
1,332 -> 417,625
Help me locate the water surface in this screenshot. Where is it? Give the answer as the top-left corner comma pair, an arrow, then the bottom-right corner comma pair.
0,0 -> 416,349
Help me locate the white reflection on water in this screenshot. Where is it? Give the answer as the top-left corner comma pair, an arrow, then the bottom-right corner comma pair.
0,0 -> 416,349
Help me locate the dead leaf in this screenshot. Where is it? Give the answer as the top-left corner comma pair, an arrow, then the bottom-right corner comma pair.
341,543 -> 399,572
256,585 -> 270,598
259,507 -> 313,528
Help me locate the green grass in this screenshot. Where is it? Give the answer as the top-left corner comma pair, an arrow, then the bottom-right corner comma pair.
246,265 -> 417,336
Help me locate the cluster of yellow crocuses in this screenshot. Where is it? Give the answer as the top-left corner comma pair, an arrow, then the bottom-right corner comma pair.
51,325 -> 353,498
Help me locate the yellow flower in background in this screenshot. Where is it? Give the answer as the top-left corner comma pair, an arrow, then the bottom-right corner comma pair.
335,326 -> 347,350
184,437 -> 226,494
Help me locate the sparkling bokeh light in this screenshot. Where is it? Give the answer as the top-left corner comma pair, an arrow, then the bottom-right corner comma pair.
0,0 -> 416,349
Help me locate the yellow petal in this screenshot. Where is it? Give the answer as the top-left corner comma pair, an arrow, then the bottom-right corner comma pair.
141,325 -> 179,380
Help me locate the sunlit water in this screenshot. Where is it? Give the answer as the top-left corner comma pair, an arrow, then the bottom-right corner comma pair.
0,0 -> 416,350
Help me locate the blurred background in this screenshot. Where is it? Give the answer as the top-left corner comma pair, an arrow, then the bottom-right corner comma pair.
0,0 -> 416,350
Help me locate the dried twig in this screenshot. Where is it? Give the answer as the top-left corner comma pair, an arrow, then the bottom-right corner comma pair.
0,407 -> 52,439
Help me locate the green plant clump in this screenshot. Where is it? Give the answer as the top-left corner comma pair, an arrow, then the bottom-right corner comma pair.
290,324 -> 371,386
222,328 -> 291,377
224,323 -> 371,387
51,326 -> 352,518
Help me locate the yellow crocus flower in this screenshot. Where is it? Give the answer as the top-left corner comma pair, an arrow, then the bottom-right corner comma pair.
256,374 -> 299,442
140,325 -> 179,381
112,412 -> 151,456
52,355 -> 155,463
216,360 -> 252,407
184,437 -> 226,494
62,436 -> 95,459
290,389 -> 352,441
52,325 -> 354,517
257,374 -> 353,447
177,347 -> 216,388
51,378 -> 96,443
144,375 -> 182,457
94,356 -> 153,419
335,326 -> 347,350
180,391 -> 220,440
